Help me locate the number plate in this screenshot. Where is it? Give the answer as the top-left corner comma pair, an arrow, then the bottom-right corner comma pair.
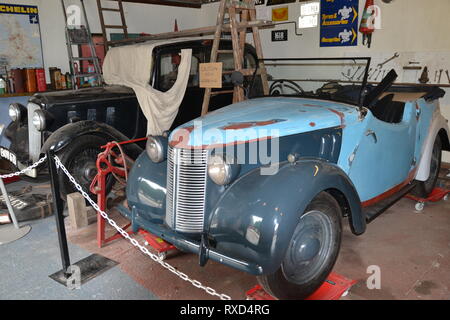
0,148 -> 17,166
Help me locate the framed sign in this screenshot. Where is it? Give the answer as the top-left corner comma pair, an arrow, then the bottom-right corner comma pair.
320,0 -> 358,47
0,3 -> 43,68
199,62 -> 223,89
272,29 -> 288,42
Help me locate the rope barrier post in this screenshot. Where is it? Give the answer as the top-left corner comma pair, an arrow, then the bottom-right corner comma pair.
47,148 -> 71,275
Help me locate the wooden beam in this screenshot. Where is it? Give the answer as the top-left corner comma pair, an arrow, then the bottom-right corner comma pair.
120,0 -> 203,8
108,20 -> 274,46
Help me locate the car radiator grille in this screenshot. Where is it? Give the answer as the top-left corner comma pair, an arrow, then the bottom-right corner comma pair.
166,146 -> 208,233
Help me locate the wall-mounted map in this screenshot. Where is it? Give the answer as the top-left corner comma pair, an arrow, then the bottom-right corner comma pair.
0,3 -> 43,68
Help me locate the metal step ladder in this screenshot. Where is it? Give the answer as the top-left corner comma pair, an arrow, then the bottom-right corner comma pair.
61,0 -> 103,89
96,0 -> 129,54
201,0 -> 270,116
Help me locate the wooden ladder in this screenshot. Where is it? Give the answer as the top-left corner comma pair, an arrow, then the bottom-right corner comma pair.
201,0 -> 269,116
96,0 -> 129,54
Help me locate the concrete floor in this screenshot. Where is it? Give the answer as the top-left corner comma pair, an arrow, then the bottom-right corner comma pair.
1,180 -> 449,300
66,196 -> 450,300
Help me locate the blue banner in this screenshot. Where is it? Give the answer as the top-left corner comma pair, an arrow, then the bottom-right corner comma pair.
320,0 -> 358,47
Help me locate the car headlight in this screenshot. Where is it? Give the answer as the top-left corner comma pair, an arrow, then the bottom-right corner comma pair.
9,103 -> 24,122
32,110 -> 46,131
208,154 -> 240,186
146,136 -> 166,163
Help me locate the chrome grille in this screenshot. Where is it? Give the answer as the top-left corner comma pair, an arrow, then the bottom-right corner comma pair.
27,102 -> 42,162
166,146 -> 208,233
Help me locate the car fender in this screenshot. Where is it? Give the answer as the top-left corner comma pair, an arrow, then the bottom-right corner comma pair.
40,120 -> 143,158
207,159 -> 364,275
415,107 -> 450,181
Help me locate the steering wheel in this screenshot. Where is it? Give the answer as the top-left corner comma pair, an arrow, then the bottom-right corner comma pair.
270,79 -> 305,96
316,81 -> 344,95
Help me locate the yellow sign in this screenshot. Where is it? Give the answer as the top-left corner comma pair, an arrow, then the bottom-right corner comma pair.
272,6 -> 288,22
0,4 -> 38,15
199,62 -> 223,89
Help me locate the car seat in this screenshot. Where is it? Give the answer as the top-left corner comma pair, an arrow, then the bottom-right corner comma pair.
368,94 -> 405,124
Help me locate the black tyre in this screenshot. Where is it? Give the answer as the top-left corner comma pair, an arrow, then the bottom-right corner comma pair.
257,192 -> 342,300
411,136 -> 442,198
57,135 -> 115,201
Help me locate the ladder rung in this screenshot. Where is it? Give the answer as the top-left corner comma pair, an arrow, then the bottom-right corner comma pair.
100,7 -> 121,12
73,73 -> 102,78
72,57 -> 99,61
105,25 -> 127,29
211,90 -> 234,96
223,69 -> 257,76
217,50 -> 234,54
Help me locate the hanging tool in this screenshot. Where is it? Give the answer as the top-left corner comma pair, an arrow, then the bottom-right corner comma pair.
418,66 -> 429,84
445,70 -> 450,84
438,69 -> 443,83
434,70 -> 439,83
377,52 -> 399,69
359,0 -> 376,48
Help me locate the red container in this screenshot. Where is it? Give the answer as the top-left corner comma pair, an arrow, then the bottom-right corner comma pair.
36,68 -> 47,92
24,68 -> 37,93
11,68 -> 25,93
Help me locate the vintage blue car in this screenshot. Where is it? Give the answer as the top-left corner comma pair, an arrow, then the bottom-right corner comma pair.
119,58 -> 450,299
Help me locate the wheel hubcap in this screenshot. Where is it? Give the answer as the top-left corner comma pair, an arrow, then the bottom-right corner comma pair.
282,210 -> 333,284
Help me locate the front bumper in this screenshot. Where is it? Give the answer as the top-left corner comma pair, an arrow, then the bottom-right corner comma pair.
0,147 -> 37,178
117,205 -> 264,276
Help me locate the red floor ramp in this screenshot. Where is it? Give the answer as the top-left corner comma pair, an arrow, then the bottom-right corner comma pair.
246,272 -> 357,300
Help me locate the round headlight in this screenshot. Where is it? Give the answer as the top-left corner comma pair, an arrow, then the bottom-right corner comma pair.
9,104 -> 22,122
146,136 -> 166,163
208,154 -> 240,186
32,110 -> 46,131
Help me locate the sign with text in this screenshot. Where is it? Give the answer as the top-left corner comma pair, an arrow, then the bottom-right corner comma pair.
272,29 -> 288,42
320,0 -> 358,47
199,62 -> 223,88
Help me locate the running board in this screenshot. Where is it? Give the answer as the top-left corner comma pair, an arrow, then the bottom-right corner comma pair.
363,182 -> 418,222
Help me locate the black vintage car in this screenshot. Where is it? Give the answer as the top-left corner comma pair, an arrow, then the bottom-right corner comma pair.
2,39 -> 259,197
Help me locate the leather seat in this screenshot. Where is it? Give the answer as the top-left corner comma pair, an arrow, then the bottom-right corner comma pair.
368,94 -> 405,124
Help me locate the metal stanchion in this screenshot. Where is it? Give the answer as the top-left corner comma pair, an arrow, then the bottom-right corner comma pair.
47,148 -> 71,274
47,148 -> 118,288
0,178 -> 31,245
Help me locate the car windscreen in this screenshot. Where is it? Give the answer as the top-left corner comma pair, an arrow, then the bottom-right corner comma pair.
249,57 -> 371,106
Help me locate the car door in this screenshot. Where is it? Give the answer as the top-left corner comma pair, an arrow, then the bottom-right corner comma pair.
347,102 -> 418,204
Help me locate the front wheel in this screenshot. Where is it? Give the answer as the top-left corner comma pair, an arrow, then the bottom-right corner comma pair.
257,192 -> 342,300
57,135 -> 115,201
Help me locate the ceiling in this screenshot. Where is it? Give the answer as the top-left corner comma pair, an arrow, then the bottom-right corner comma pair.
120,0 -> 220,9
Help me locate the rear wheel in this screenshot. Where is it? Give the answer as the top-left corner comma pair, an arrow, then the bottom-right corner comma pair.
257,192 -> 342,300
411,136 -> 442,198
57,135 -> 115,201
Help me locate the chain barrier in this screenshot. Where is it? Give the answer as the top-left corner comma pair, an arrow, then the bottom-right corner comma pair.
0,155 -> 47,179
53,155 -> 232,301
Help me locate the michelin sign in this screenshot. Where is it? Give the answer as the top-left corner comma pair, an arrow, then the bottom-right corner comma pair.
320,0 -> 358,47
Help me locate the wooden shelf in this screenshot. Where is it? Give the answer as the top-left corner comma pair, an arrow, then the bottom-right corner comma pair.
0,92 -> 36,98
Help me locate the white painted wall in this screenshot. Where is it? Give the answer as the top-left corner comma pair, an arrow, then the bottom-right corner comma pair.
3,0 -> 450,162
200,0 -> 450,161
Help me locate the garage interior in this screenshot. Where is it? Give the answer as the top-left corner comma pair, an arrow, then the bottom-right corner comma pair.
0,0 -> 449,302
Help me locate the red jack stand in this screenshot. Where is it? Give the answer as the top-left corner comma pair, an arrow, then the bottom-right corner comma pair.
138,230 -> 177,260
90,140 -> 144,248
405,187 -> 450,211
246,272 -> 357,300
